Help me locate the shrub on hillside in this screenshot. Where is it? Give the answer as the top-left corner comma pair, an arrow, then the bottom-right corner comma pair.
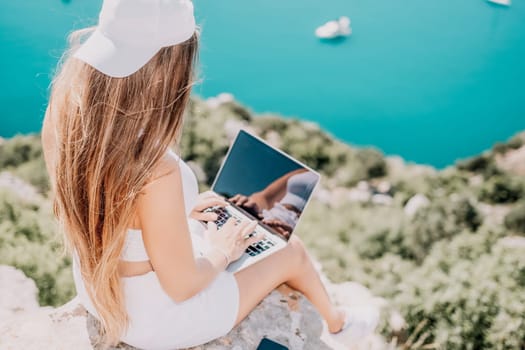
492,142 -> 509,154
1,100 -> 524,349
278,122 -> 334,171
302,204 -> 525,349
356,148 -> 387,179
0,134 -> 42,169
493,134 -> 524,154
402,197 -> 482,262
456,155 -> 503,179
425,169 -> 474,197
10,157 -> 50,194
184,99 -> 388,187
389,231 -> 525,349
0,188 -> 74,306
479,175 -> 524,204
355,228 -> 407,260
390,175 -> 435,206
0,135 -> 49,194
456,154 -> 491,172
504,201 -> 525,235
507,134 -> 524,149
180,101 -> 233,183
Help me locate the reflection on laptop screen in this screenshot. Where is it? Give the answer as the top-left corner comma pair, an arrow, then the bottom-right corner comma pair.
212,130 -> 320,241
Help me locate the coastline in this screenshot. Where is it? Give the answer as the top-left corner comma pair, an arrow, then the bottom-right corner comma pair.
0,95 -> 524,348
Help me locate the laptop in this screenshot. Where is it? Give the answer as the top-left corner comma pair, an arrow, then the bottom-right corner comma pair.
202,129 -> 320,273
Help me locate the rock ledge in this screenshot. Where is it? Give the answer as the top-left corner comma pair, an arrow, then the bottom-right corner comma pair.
0,265 -> 389,350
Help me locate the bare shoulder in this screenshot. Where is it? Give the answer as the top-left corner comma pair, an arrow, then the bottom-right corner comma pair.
136,150 -> 188,236
140,150 -> 183,194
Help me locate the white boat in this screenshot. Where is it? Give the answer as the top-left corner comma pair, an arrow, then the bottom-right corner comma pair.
315,16 -> 352,39
487,0 -> 511,6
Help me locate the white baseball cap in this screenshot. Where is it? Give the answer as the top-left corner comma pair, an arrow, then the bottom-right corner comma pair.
74,0 -> 196,78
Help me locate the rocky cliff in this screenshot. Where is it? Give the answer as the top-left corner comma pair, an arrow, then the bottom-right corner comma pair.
1,96 -> 524,349
0,265 -> 394,350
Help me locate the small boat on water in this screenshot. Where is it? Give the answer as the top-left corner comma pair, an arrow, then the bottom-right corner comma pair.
487,0 -> 511,6
315,16 -> 352,39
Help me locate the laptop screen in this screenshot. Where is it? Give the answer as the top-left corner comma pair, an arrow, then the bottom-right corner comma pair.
211,130 -> 320,241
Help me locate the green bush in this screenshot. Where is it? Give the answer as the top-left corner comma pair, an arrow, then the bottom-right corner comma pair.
479,175 -> 524,204
493,142 -> 510,155
388,231 -> 524,350
507,134 -> 524,150
182,99 -> 388,187
491,134 -> 522,154
504,201 -> 525,235
456,154 -> 493,173
402,197 -> 482,262
0,134 -> 50,194
426,169 -> 475,198
0,188 -> 74,306
11,157 -> 50,194
179,100 -> 233,184
279,122 -> 333,171
0,134 -> 43,169
356,148 -> 387,179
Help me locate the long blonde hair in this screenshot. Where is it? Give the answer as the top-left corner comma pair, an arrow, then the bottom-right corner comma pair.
49,28 -> 198,346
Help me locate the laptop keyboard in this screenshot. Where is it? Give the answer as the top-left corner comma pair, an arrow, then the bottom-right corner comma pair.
212,206 -> 240,226
206,206 -> 276,256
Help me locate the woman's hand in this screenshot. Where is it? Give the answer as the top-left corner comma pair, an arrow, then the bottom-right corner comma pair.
189,191 -> 228,222
229,192 -> 267,218
204,219 -> 262,263
262,218 -> 293,238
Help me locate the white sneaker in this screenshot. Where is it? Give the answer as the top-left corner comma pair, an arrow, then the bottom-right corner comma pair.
329,305 -> 380,346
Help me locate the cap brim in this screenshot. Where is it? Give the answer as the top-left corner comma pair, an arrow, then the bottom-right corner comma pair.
73,29 -> 159,78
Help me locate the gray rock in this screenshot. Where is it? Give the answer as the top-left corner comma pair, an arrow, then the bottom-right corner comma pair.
87,285 -> 333,350
404,194 -> 430,217
204,93 -> 235,109
264,130 -> 283,149
0,265 -> 390,350
0,265 -> 39,320
0,171 -> 42,202
371,194 -> 393,206
498,236 -> 525,249
0,298 -> 92,350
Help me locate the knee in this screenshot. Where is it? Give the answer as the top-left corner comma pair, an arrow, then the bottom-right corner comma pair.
286,235 -> 309,268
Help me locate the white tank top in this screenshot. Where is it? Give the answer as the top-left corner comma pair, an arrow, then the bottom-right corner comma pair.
120,150 -> 202,262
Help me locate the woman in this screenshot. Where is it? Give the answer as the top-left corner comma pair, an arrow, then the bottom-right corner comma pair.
42,0 -> 378,348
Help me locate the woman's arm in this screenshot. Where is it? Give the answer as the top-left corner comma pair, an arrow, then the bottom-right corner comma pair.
230,168 -> 307,212
137,156 -> 260,303
258,168 -> 307,205
137,158 -> 227,302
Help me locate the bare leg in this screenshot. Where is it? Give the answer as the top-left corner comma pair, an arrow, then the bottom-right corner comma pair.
233,236 -> 345,333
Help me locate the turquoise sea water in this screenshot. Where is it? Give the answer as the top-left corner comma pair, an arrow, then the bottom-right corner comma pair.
1,0 -> 524,167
